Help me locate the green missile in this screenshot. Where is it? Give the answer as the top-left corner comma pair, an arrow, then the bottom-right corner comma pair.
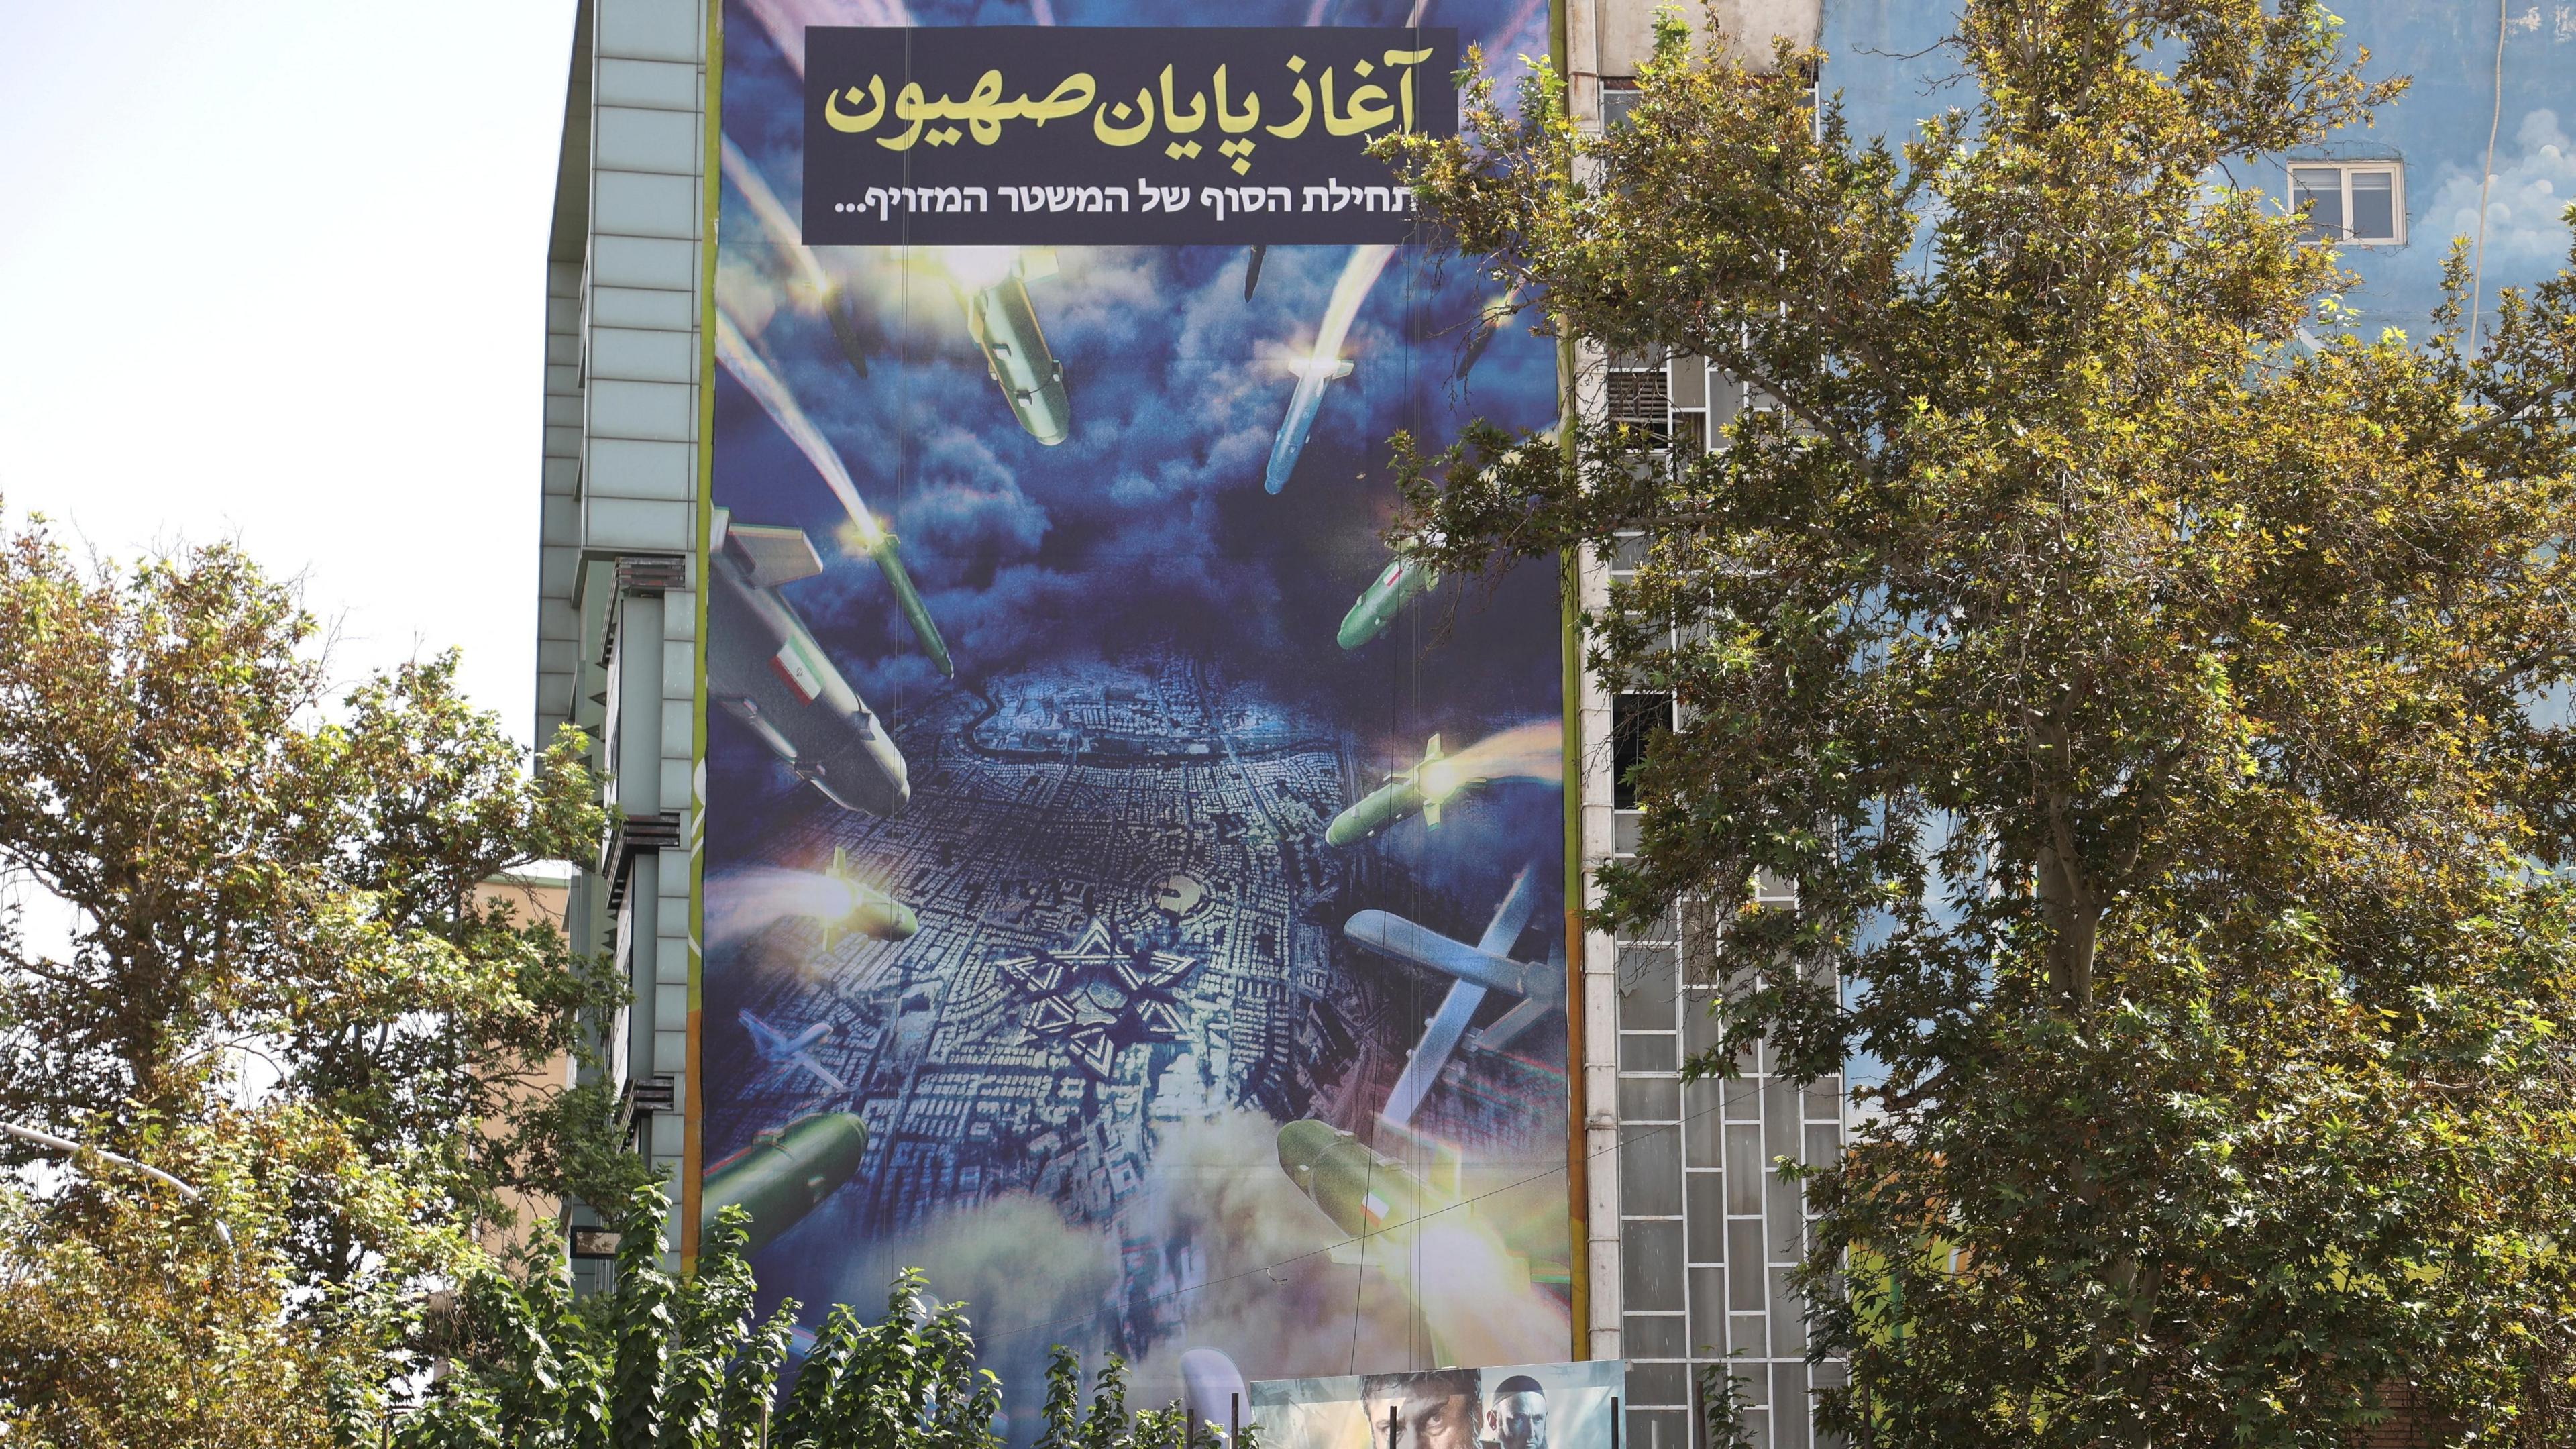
865,533 -> 953,678
1276,1118 -> 1448,1240
700,1110 -> 868,1256
1336,555 -> 1438,651
1326,734 -> 1462,846
821,845 -> 920,947
945,248 -> 1071,446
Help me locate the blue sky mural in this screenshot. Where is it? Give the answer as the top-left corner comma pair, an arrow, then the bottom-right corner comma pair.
1819,0 -> 2573,337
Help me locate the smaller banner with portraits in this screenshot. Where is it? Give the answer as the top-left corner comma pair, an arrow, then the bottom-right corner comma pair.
1250,1361 -> 1627,1449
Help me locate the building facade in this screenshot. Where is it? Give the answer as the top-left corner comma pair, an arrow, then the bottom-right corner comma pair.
532,0 -> 708,1292
531,0 -> 2565,1438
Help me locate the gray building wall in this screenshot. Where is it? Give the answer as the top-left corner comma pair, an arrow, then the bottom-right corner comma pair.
533,0 -> 710,1273
1563,7 -> 1839,1448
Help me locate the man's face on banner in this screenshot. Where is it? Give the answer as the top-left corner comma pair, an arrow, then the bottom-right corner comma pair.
1497,1391 -> 1546,1449
1361,1381 -> 1477,1449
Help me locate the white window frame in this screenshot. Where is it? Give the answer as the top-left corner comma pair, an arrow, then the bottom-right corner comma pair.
2288,161 -> 2406,247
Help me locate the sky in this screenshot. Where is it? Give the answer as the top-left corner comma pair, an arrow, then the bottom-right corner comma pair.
0,1 -> 581,743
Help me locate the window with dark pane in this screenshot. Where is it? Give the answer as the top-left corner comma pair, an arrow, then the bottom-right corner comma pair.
1614,692 -> 1672,810
1602,80 -> 1642,129
2292,166 -> 2343,241
2349,167 -> 2398,241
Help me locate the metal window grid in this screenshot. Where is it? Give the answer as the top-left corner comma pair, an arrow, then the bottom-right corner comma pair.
1601,373 -> 1846,1447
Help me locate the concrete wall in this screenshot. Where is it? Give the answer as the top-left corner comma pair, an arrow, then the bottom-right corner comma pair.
474,874 -> 578,1264
1600,0 -> 1819,76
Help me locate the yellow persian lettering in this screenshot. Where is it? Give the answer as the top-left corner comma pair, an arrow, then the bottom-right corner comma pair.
1094,86 -> 1157,146
1265,57 -> 1313,139
1212,64 -> 1259,133
957,69 -> 1008,144
824,74 -> 887,133
1159,65 -> 1208,136
861,69 -> 1098,150
1022,72 -> 1097,126
1322,66 -> 1397,137
879,80 -> 933,150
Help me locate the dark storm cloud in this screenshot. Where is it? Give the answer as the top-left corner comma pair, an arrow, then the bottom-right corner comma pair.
718,219 -> 1546,704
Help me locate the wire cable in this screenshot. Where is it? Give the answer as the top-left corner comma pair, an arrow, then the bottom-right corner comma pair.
2467,0 -> 2508,348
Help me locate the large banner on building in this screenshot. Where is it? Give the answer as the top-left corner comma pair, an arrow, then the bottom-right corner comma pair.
700,0 -> 1566,1420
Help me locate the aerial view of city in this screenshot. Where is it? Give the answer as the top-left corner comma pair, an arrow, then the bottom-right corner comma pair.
703,651 -> 1570,1393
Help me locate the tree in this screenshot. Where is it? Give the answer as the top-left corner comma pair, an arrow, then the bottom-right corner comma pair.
0,513 -> 631,1291
405,1185 -> 1212,1449
0,1108 -> 429,1448
1379,1 -> 2576,1442
0,515 -> 642,1442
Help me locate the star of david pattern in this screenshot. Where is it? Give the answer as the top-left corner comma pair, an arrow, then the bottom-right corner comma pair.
994,919 -> 1199,1081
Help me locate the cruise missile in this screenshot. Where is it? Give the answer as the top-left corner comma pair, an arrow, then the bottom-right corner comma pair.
700,1110 -> 868,1255
1262,244 -> 1395,494
859,533 -> 952,678
1276,1118 -> 1449,1242
708,511 -> 911,816
1277,1118 -> 1572,1368
1453,282 -> 1523,381
1264,354 -> 1354,495
1336,554 -> 1438,651
1326,734 -> 1462,846
1242,244 -> 1266,300
1345,906 -> 1562,1006
819,845 -> 919,945
944,247 -> 1070,446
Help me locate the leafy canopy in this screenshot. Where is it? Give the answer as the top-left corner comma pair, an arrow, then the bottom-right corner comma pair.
405,1187 -> 1230,1449
0,514 -> 631,1276
0,1109 -> 427,1449
0,513 -> 639,1439
1380,0 -> 2576,1442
